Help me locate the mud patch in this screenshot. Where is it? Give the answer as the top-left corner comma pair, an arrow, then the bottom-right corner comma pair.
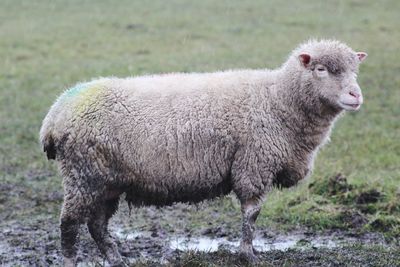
0,197 -> 392,267
165,245 -> 400,267
0,176 -> 397,266
356,189 -> 383,204
338,209 -> 368,228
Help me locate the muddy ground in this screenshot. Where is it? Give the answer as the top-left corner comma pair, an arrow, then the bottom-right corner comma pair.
1,187 -> 399,267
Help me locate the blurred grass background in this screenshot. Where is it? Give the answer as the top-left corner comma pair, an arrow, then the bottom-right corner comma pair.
0,0 -> 399,237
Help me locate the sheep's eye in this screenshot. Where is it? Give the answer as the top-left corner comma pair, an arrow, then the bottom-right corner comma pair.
317,67 -> 326,72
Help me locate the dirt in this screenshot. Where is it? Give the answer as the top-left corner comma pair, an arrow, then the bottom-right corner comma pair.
1,187 -> 399,267
356,189 -> 383,204
164,246 -> 400,267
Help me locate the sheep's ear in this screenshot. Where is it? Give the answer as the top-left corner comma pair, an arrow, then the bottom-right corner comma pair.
356,52 -> 368,62
298,54 -> 311,68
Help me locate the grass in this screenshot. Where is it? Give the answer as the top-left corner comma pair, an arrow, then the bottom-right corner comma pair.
0,0 -> 399,246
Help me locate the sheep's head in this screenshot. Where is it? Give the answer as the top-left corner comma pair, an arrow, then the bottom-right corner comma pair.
296,40 -> 367,112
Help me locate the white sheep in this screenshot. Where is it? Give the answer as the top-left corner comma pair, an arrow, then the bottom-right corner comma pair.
40,39 -> 367,266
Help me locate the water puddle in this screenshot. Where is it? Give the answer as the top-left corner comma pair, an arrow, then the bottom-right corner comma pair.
114,229 -> 147,240
114,229 -> 350,254
169,234 -> 338,253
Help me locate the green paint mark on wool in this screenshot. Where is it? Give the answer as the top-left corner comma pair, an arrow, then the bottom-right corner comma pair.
60,81 -> 94,100
65,82 -> 90,97
74,83 -> 104,113
57,80 -> 106,114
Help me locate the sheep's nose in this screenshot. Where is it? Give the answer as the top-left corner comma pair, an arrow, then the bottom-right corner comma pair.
349,91 -> 361,99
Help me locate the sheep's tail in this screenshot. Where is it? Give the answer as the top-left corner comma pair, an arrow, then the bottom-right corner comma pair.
39,104 -> 60,160
40,118 -> 57,160
41,132 -> 56,160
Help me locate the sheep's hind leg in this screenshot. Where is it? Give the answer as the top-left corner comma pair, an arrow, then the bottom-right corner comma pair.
60,198 -> 85,267
88,198 -> 124,267
60,217 -> 80,267
239,198 -> 261,262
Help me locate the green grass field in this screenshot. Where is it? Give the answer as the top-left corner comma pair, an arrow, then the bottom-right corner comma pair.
1,0 -> 399,264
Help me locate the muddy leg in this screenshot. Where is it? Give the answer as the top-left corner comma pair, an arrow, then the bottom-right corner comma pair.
239,199 -> 261,262
60,203 -> 83,267
88,198 -> 124,267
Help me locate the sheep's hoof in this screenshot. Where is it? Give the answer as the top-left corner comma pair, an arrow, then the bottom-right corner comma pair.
239,250 -> 259,264
63,257 -> 76,267
109,261 -> 128,267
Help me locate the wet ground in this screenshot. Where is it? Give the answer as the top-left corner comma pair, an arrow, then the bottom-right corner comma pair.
1,193 -> 399,267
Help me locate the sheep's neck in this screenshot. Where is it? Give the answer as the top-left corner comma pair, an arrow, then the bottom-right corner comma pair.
278,70 -> 341,151
292,106 -> 339,152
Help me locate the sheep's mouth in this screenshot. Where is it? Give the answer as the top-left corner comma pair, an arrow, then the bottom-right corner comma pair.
339,102 -> 361,111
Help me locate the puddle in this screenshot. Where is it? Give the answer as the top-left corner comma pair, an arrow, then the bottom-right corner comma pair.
114,229 -> 147,240
170,237 -> 239,252
112,228 -> 352,254
169,234 -> 339,253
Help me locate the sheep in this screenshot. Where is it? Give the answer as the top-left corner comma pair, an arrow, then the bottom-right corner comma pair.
40,39 -> 367,266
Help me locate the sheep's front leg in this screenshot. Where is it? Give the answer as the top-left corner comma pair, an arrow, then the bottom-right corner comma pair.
239,199 -> 261,262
